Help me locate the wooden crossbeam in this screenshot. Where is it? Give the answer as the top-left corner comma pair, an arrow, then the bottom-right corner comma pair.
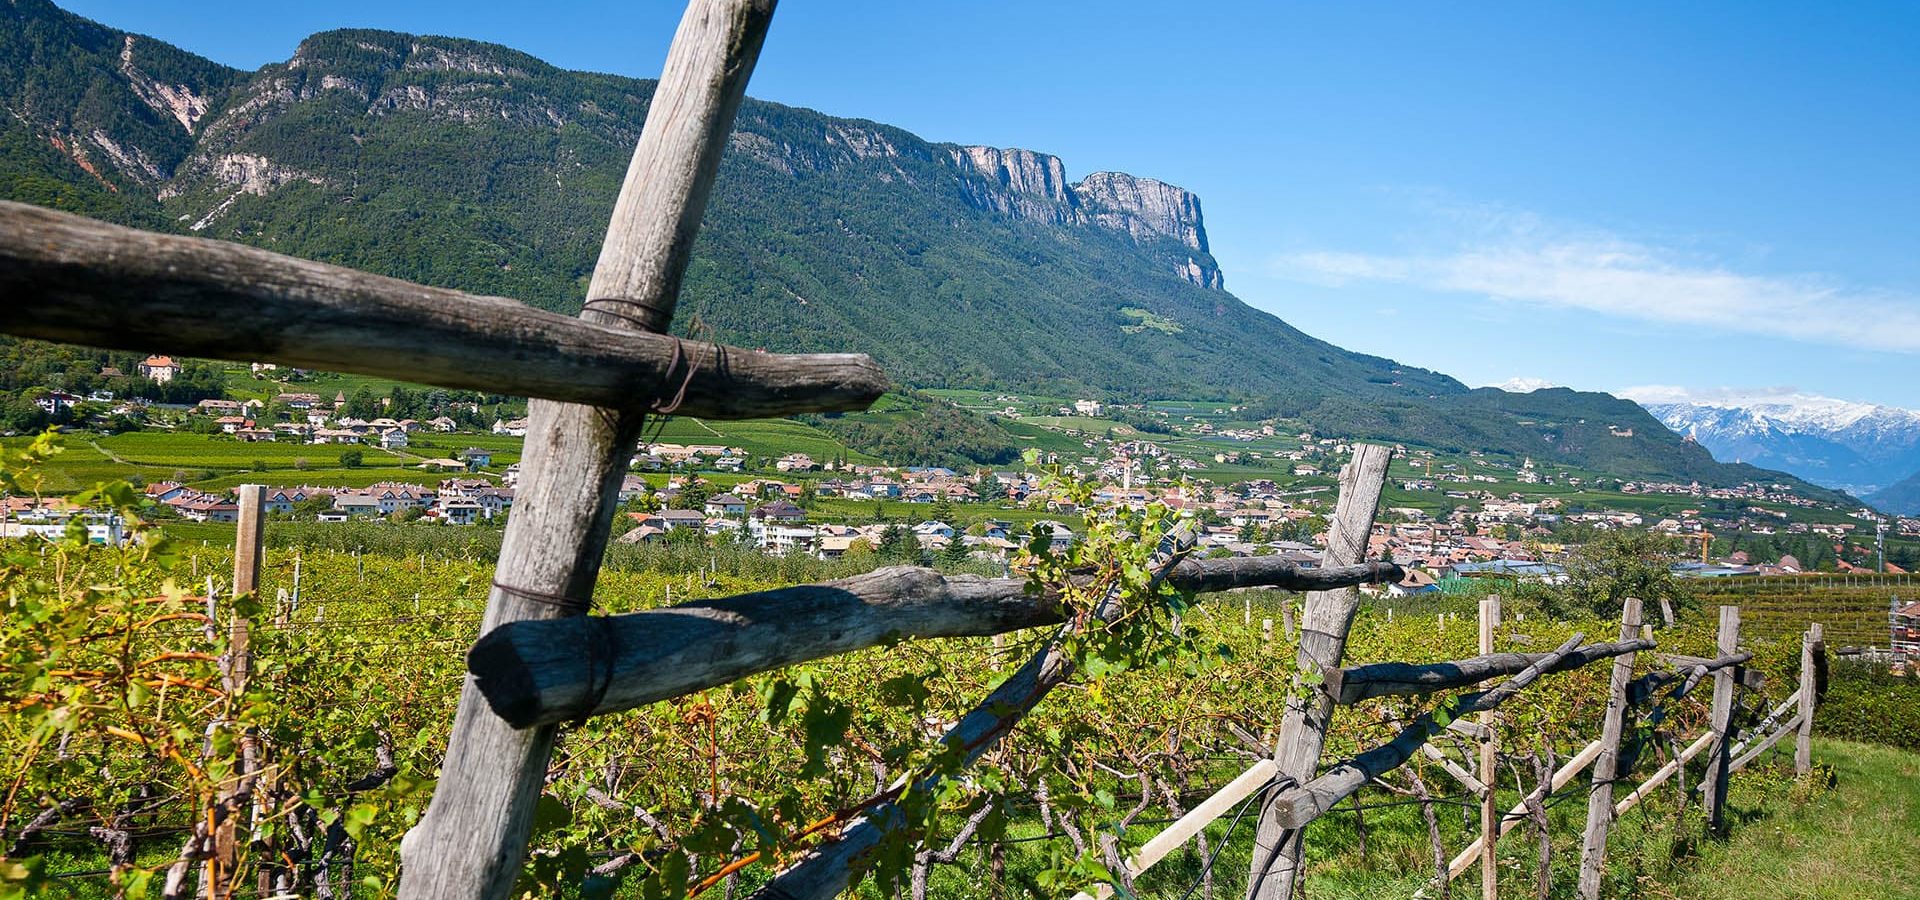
1328,639 -> 1654,705
1263,634 -> 1587,831
468,558 -> 1403,727
0,200 -> 884,420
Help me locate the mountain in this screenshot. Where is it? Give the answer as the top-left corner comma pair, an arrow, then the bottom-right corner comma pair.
1629,389 -> 1920,497
1868,470 -> 1920,516
0,0 -> 1849,493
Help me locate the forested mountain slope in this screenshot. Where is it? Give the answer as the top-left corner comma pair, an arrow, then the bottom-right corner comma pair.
0,0 -> 1844,491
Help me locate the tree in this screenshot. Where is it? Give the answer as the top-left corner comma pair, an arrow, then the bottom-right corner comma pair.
940,534 -> 971,568
338,449 -> 364,468
674,479 -> 712,511
1556,529 -> 1690,618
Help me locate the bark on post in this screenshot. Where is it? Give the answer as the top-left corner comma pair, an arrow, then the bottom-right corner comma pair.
1794,623 -> 1821,775
1477,595 -> 1500,900
398,3 -> 776,898
1576,598 -> 1643,900
1245,443 -> 1393,900
1702,605 -> 1740,837
209,483 -> 263,899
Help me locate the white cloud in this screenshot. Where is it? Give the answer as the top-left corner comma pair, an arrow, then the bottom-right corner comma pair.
1272,211 -> 1920,353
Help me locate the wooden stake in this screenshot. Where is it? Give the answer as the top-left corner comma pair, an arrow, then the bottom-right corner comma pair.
1576,598 -> 1643,899
400,3 -> 776,898
210,484 -> 263,899
1244,445 -> 1393,900
1702,605 -> 1740,837
1478,595 -> 1499,900
1795,623 -> 1821,775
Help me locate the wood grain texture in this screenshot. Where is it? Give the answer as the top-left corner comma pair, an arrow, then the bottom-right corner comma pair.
1795,624 -> 1821,774
1246,444 -> 1393,900
1702,605 -> 1741,836
469,559 -> 1404,727
1477,596 -> 1500,900
398,3 -> 777,898
1576,599 -> 1643,900
0,201 -> 883,419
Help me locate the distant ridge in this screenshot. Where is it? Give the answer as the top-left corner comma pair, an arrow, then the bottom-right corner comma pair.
0,0 -> 1855,495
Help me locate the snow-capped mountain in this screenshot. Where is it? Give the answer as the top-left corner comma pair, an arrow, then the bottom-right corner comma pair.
1624,387 -> 1920,497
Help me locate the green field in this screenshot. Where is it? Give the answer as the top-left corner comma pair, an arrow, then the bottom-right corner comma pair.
96,432 -> 412,469
642,416 -> 875,463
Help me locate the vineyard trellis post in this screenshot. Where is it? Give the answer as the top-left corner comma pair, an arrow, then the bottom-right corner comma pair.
1476,595 -> 1499,900
396,1 -> 778,897
1702,605 -> 1741,836
1576,597 -> 1643,900
1794,623 -> 1821,774
210,483 -> 264,898
1246,443 -> 1393,900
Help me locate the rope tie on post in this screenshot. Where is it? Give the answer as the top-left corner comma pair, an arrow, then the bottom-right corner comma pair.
491,579 -> 595,616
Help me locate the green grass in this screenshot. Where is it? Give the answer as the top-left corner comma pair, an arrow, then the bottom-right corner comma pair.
97,432 -> 411,469
1661,739 -> 1920,899
642,416 -> 875,463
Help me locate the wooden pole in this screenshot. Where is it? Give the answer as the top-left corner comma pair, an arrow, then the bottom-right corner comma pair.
1702,605 -> 1740,837
1576,598 -> 1643,899
1245,444 -> 1393,900
1478,595 -> 1499,900
210,484 -> 263,899
1795,623 -> 1821,775
399,3 -> 776,898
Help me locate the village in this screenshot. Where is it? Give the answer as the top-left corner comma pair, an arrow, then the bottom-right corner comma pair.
11,358 -> 1919,599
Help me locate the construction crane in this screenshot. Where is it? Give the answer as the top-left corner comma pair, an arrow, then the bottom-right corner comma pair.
1688,531 -> 1713,564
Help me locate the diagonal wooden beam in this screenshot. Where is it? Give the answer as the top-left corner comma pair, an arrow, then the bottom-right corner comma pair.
467,559 -> 1405,728
399,2 -> 778,898
0,201 -> 884,420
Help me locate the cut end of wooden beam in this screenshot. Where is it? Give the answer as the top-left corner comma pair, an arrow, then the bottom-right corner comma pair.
467,624 -> 574,729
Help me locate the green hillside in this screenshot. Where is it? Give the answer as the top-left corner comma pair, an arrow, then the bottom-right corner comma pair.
0,0 -> 1851,493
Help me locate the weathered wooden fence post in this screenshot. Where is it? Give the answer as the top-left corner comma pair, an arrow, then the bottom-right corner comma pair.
1246,444 -> 1392,900
1794,623 -> 1821,775
399,2 -> 776,897
1576,598 -> 1643,899
1702,605 -> 1740,836
1477,594 -> 1500,900
211,484 -> 264,899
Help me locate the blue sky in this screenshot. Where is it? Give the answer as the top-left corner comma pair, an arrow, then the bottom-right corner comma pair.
64,1 -> 1920,409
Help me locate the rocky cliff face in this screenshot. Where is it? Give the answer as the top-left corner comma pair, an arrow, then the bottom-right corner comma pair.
949,145 -> 1222,289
